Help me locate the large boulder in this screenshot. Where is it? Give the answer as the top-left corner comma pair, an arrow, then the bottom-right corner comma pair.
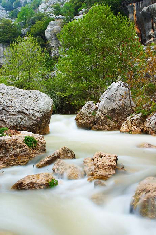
45,20 -> 62,57
0,131 -> 46,169
75,101 -> 97,129
93,81 -> 135,130
120,113 -> 145,134
11,173 -> 55,190
52,159 -> 84,180
36,146 -> 75,168
75,81 -> 135,130
0,84 -> 53,134
83,152 -> 118,181
130,177 -> 156,219
144,112 -> 156,135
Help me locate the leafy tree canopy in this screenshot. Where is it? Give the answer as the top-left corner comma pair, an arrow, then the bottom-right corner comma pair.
17,5 -> 35,27
0,19 -> 21,43
51,4 -> 144,112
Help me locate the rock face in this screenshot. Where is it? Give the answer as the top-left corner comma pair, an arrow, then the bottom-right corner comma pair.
0,43 -> 8,66
45,20 -> 62,57
0,4 -> 8,19
0,131 -> 46,169
120,113 -> 145,134
144,112 -> 156,135
36,146 -> 75,168
75,101 -> 97,129
131,177 -> 156,219
11,173 -> 54,190
127,0 -> 156,44
83,152 -> 118,181
76,81 -> 135,131
52,159 -> 84,180
0,84 -> 53,134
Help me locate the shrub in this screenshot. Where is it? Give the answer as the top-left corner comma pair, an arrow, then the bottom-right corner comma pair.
24,136 -> 37,148
0,127 -> 8,137
49,179 -> 58,188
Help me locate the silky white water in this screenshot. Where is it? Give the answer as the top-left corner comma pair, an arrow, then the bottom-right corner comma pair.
0,115 -> 156,235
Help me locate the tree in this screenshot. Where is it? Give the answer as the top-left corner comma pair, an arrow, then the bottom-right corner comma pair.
0,19 -> 21,43
53,4 -> 143,112
17,5 -> 35,27
1,36 -> 48,91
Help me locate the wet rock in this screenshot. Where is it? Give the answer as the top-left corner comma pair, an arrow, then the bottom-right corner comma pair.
0,231 -> 16,235
131,177 -> 156,219
0,131 -> 46,169
75,101 -> 97,129
120,113 -> 145,134
93,81 -> 135,130
52,159 -> 84,180
144,112 -> 156,135
94,180 -> 106,188
83,152 -> 118,181
91,193 -> 105,205
11,173 -> 54,190
0,84 -> 53,135
36,146 -> 75,168
137,143 -> 156,148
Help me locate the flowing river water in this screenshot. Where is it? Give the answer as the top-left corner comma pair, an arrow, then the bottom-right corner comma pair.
1,115 -> 156,235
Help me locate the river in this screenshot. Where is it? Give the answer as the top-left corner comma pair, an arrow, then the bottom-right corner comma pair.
0,115 -> 156,235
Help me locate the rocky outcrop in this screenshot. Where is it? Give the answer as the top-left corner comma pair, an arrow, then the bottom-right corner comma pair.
39,0 -> 66,15
52,159 -> 84,180
130,177 -> 156,218
0,5 -> 8,19
120,113 -> 145,134
0,131 -> 46,169
76,81 -> 135,131
83,152 -> 118,181
0,43 -> 8,66
11,173 -> 54,190
36,146 -> 75,168
75,101 -> 97,129
144,112 -> 156,135
127,0 -> 156,44
0,84 -> 53,134
45,19 -> 62,57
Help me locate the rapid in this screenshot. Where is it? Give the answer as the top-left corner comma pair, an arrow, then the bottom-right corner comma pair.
0,115 -> 156,235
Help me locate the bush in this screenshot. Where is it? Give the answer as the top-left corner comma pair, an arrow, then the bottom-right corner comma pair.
24,136 -> 37,148
49,179 -> 58,188
0,127 -> 8,137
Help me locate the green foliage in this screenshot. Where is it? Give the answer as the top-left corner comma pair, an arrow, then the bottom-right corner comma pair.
52,5 -> 143,112
31,0 -> 42,10
0,35 -> 49,91
53,3 -> 62,16
0,19 -> 21,43
1,0 -> 14,11
9,9 -> 19,19
61,2 -> 75,22
13,0 -> 21,8
0,127 -> 8,137
17,5 -> 35,27
24,136 -> 37,148
49,179 -> 58,188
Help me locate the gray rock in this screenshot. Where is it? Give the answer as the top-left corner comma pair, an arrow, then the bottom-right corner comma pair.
0,84 -> 53,134
0,4 -> 8,19
93,81 -> 135,130
144,112 -> 156,135
0,43 -> 8,66
45,20 -> 62,57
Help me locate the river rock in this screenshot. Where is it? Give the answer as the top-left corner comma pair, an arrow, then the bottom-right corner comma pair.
75,101 -> 97,129
36,146 -> 75,168
83,152 -> 118,181
130,177 -> 156,218
94,180 -> 106,188
0,84 -> 53,134
52,159 -> 84,180
137,143 -> 156,148
45,20 -> 62,57
0,131 -> 46,169
93,81 -> 135,130
120,113 -> 145,134
144,112 -> 156,135
11,173 -> 54,190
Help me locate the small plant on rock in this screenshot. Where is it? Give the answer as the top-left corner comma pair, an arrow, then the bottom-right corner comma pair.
0,127 -> 8,137
24,136 -> 37,148
49,179 -> 58,188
